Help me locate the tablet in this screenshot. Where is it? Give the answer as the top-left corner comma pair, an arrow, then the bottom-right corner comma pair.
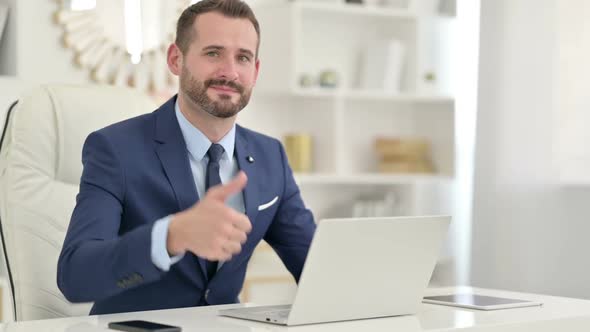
423,293 -> 543,310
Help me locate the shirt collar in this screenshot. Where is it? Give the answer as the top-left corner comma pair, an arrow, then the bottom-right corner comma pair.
175,99 -> 235,162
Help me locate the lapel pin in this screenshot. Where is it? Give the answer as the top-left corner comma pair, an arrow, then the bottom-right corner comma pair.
247,156 -> 255,163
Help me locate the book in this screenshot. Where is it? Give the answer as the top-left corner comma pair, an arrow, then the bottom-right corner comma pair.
375,138 -> 430,157
374,137 -> 435,173
360,39 -> 406,93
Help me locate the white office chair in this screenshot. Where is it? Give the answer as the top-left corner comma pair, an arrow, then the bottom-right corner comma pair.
0,84 -> 156,321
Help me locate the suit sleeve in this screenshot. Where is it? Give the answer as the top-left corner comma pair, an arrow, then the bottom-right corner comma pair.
57,131 -> 165,303
263,140 -> 316,283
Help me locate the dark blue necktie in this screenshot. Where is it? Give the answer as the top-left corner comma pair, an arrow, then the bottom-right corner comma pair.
205,143 -> 224,280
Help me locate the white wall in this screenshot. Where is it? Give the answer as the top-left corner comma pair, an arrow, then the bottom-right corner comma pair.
0,0 -> 92,125
553,2 -> 590,184
471,0 -> 590,299
11,0 -> 88,83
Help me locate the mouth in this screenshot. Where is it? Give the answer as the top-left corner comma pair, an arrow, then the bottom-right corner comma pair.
209,85 -> 239,94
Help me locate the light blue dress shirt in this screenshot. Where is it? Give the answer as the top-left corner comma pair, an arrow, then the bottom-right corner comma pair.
150,101 -> 245,271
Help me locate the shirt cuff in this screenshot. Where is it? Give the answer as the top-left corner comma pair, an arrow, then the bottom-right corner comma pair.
151,216 -> 185,271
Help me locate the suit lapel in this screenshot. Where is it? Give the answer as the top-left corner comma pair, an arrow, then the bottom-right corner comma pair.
235,126 -> 259,225
217,126 -> 259,275
153,96 -> 208,282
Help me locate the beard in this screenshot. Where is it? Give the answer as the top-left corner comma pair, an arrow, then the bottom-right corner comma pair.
180,65 -> 252,119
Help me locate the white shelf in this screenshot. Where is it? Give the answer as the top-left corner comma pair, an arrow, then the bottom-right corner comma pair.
294,173 -> 452,186
289,88 -> 453,103
294,2 -> 417,19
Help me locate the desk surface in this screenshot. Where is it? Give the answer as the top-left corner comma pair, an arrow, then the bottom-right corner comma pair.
2,287 -> 590,331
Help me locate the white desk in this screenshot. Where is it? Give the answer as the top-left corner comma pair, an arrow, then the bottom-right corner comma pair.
2,287 -> 590,331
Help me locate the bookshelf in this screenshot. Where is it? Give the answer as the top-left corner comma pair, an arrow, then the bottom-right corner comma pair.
238,1 -> 456,304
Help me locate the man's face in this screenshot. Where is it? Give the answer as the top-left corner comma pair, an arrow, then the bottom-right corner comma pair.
177,12 -> 259,119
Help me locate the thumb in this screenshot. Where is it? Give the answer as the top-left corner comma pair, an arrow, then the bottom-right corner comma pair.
206,171 -> 248,202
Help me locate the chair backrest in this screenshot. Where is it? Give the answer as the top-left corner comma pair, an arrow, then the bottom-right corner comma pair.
0,84 -> 156,320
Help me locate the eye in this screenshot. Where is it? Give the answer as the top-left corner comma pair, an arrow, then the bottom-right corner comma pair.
206,51 -> 219,57
238,55 -> 251,63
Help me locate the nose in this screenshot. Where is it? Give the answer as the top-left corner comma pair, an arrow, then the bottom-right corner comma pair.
216,57 -> 239,81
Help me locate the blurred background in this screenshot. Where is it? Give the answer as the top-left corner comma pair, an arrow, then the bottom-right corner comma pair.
1,0 -> 590,323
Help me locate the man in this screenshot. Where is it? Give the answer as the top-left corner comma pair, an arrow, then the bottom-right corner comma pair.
57,0 -> 316,315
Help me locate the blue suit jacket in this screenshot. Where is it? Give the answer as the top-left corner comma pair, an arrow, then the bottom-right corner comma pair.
57,96 -> 316,315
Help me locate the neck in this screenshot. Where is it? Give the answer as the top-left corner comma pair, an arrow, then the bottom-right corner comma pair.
177,92 -> 236,143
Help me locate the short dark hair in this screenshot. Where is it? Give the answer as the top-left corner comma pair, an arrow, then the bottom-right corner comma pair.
175,0 -> 261,57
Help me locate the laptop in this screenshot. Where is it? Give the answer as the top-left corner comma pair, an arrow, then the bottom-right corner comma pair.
219,215 -> 450,326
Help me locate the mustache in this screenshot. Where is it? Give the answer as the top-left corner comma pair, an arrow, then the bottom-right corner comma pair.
205,79 -> 244,93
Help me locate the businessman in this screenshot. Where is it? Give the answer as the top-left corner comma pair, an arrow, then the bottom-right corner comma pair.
57,0 -> 316,315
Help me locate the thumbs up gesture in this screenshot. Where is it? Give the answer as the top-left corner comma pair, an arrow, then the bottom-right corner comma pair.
167,171 -> 252,261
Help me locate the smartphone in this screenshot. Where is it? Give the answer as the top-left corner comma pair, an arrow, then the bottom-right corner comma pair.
108,320 -> 181,332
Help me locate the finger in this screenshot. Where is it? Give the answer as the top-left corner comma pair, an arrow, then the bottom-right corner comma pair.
227,210 -> 252,233
206,171 -> 248,202
219,252 -> 232,261
229,227 -> 248,244
215,209 -> 249,237
218,245 -> 234,261
224,240 -> 242,255
203,249 -> 227,262
220,223 -> 247,244
195,248 -> 216,261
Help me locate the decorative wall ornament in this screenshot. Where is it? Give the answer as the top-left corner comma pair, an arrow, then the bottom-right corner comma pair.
54,0 -> 190,93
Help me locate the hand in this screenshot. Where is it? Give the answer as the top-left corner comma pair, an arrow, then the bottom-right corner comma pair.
167,171 -> 252,261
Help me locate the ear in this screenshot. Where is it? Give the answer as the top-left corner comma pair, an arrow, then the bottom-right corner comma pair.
167,43 -> 183,76
253,58 -> 261,85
